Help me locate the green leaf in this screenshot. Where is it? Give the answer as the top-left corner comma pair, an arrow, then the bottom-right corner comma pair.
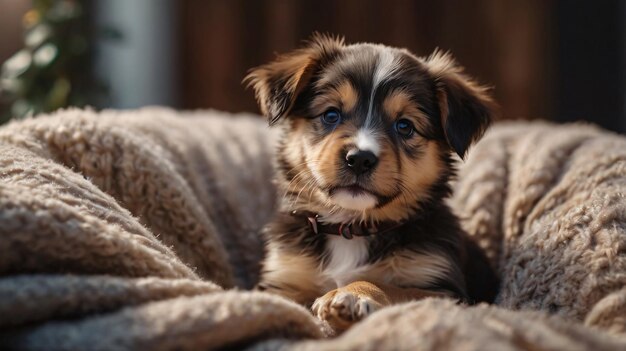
46,77 -> 70,109
1,50 -> 32,78
33,43 -> 59,67
25,24 -> 53,49
11,99 -> 35,118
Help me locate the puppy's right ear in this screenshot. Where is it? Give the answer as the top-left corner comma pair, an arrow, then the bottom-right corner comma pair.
245,34 -> 344,125
423,50 -> 498,159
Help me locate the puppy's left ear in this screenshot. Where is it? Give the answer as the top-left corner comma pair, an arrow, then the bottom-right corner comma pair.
424,50 -> 498,159
245,34 -> 344,125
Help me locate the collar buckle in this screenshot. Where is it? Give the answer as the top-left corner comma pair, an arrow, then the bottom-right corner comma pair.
307,216 -> 319,234
338,223 -> 353,239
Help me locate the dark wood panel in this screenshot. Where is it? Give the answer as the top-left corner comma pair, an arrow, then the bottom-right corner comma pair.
180,0 -> 555,121
555,0 -> 626,132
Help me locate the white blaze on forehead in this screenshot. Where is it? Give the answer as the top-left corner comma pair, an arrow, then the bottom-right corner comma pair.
330,190 -> 377,211
355,129 -> 381,156
373,49 -> 399,88
366,49 -> 401,127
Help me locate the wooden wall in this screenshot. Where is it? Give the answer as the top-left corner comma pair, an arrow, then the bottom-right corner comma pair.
179,0 -> 556,121
2,1 -> 623,131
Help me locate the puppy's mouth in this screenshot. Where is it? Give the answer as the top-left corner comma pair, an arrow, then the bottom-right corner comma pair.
331,184 -> 369,196
327,184 -> 395,211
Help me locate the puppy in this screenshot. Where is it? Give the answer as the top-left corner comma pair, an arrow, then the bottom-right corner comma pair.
246,34 -> 499,332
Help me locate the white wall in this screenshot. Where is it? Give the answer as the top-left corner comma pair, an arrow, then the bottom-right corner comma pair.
94,0 -> 178,109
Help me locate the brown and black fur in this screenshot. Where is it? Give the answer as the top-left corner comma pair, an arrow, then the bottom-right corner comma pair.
246,34 -> 499,332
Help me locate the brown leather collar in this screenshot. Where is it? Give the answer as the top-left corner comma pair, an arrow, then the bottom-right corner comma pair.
290,210 -> 405,239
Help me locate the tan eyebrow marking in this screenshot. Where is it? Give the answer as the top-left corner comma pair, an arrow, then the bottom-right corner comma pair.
383,90 -> 429,131
310,80 -> 358,113
336,81 -> 358,112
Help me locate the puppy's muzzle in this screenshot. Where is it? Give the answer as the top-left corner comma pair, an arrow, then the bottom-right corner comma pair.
345,149 -> 378,176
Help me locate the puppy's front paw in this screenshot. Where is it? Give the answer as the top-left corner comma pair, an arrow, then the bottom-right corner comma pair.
312,289 -> 381,331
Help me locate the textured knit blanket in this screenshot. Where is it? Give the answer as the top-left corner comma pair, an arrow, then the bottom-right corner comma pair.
0,108 -> 625,350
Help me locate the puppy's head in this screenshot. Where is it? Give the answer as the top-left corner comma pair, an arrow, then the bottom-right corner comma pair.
246,34 -> 497,223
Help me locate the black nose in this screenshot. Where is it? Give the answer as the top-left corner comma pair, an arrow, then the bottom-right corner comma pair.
346,149 -> 378,175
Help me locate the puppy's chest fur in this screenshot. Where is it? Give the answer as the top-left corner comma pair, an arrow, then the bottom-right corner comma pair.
323,236 -> 370,287
259,210 -> 469,304
321,236 -> 456,289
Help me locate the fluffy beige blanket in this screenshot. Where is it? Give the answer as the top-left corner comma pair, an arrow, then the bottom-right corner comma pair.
0,108 -> 625,350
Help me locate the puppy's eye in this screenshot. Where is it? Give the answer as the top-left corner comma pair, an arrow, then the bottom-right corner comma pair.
395,119 -> 415,138
321,109 -> 342,125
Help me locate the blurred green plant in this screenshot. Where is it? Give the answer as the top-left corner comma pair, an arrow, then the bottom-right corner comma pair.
0,0 -> 113,124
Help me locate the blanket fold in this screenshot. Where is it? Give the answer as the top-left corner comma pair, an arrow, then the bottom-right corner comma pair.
0,275 -> 221,328
0,108 -> 625,350
252,299 -> 626,351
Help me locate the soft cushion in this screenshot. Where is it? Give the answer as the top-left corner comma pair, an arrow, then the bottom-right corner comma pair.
0,108 -> 624,350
